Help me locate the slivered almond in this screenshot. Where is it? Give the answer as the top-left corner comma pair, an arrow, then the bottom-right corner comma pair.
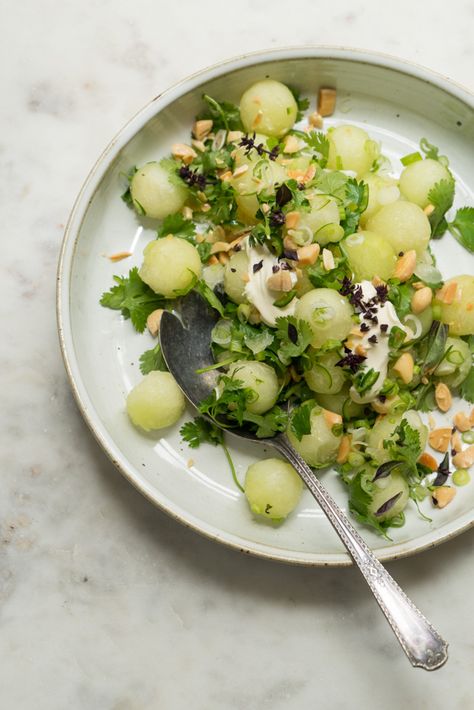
323,409 -> 343,428
432,487 -> 456,508
182,206 -> 193,220
418,452 -> 438,471
218,252 -> 229,265
171,143 -> 197,164
318,87 -> 337,117
219,170 -> 232,182
283,235 -> 298,251
283,135 -> 300,153
195,234 -> 205,244
303,164 -> 316,183
428,428 -> 452,453
371,276 -> 386,287
146,309 -> 164,337
355,344 -> 367,357
322,248 -> 335,271
394,250 -> 417,282
451,430 -> 462,454
411,287 -> 432,314
207,255 -> 219,266
297,244 -> 320,265
192,119 -> 213,141
308,111 -> 324,128
266,270 -> 293,292
287,169 -> 305,181
453,445 -> 474,469
191,139 -> 206,152
108,251 -> 132,262
453,411 -> 471,432
393,352 -> 414,384
232,164 -> 249,178
436,281 -> 458,305
285,211 -> 301,229
435,382 -> 452,412
260,203 -> 270,215
423,204 -> 435,217
227,130 -> 244,144
350,326 -> 363,338
210,241 -> 232,255
336,435 -> 351,464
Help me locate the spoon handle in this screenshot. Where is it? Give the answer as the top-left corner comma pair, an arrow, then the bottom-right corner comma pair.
275,436 -> 448,671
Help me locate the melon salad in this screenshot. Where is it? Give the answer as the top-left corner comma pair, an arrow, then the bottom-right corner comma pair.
101,79 -> 474,535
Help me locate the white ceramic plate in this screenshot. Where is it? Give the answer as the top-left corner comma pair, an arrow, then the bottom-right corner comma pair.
57,47 -> 474,566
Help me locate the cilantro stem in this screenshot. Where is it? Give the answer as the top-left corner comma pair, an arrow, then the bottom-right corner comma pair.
222,440 -> 244,493
195,357 -> 236,374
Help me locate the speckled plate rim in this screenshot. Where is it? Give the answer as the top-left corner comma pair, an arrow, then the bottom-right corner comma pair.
57,46 -> 474,567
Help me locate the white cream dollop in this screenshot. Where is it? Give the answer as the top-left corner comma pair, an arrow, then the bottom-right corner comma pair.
350,280 -> 407,404
244,240 -> 298,326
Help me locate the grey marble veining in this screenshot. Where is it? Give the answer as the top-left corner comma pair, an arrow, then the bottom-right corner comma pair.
1,0 -> 473,707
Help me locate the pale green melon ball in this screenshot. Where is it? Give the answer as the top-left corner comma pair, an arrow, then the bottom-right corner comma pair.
126,372 -> 185,431
245,458 -> 303,520
367,201 -> 430,256
130,162 -> 187,219
295,288 -> 353,348
239,79 -> 298,137
223,251 -> 250,304
359,173 -> 400,227
435,275 -> 474,336
343,230 -> 397,281
232,154 -> 287,223
327,125 -> 380,176
304,350 -> 347,395
227,360 -> 279,415
399,159 -> 451,208
289,192 -> 342,246
366,410 -> 428,463
139,236 -> 202,297
287,405 -> 342,468
368,470 -> 410,522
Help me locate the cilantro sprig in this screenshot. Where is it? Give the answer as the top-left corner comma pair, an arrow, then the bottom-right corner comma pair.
100,267 -> 165,332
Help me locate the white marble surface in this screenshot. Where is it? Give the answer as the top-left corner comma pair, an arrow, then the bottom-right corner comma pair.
1,1 -> 474,707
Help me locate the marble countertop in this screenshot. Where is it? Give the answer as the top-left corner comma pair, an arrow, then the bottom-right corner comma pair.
2,1 -> 474,707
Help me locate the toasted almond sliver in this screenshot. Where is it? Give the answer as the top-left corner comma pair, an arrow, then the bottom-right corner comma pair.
227,130 -> 244,144
219,170 -> 233,182
218,252 -> 229,265
432,486 -> 456,509
285,211 -> 301,229
336,435 -> 351,464
394,250 -> 417,282
210,241 -> 232,255
283,135 -> 300,153
108,251 -> 132,262
318,87 -> 337,117
171,143 -> 197,164
451,430 -> 462,454
355,344 -> 367,357
297,244 -> 320,266
428,428 -> 452,453
266,270 -> 293,292
308,111 -> 324,128
452,445 -> 474,469
192,119 -> 213,141
146,309 -> 164,337
436,281 -> 458,305
232,164 -> 249,178
435,382 -> 452,413
418,452 -> 438,471
453,412 -> 472,432
182,206 -> 193,220
283,235 -> 298,251
411,287 -> 433,314
393,352 -> 414,384
323,409 -> 343,428
322,248 -> 335,271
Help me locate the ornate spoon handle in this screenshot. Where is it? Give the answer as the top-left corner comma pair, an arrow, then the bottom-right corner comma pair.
275,435 -> 448,671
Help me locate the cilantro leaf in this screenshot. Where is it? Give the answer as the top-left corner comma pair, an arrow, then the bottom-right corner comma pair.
198,94 -> 242,132
420,138 -> 449,166
100,267 -> 165,332
289,401 -> 314,441
388,281 -> 414,319
384,420 -> 422,469
297,130 -> 329,167
121,165 -> 138,206
180,416 -> 223,448
242,406 -> 288,438
275,317 -> 313,363
289,87 -> 310,122
341,178 -> 369,236
157,213 -> 196,239
427,179 -> 455,238
448,207 -> 474,253
196,280 -> 225,317
139,343 -> 168,375
348,472 -> 390,538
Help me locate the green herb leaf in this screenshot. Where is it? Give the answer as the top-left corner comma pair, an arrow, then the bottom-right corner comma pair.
420,138 -> 449,166
448,207 -> 474,253
290,400 -> 314,441
348,471 -> 390,538
420,320 -> 449,376
195,280 -> 225,317
427,179 -> 455,238
384,420 -> 422,469
298,131 -> 330,167
139,343 -> 168,374
180,416 -> 223,448
198,94 -> 242,132
157,213 -> 196,240
341,178 -> 369,236
121,165 -> 138,205
273,290 -> 297,308
100,267 -> 165,332
289,87 -> 310,122
275,317 -> 313,363
243,406 -> 288,438
387,281 -> 413,319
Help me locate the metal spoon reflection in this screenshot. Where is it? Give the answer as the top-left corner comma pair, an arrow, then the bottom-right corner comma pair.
160,291 -> 448,671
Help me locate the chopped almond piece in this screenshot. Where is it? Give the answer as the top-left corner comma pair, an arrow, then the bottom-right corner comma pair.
171,143 -> 197,164
219,170 -> 232,182
146,309 -> 164,337
394,250 -> 417,282
191,139 -> 206,152
318,87 -> 337,117
452,446 -> 474,469
372,396 -> 398,414
451,430 -> 462,454
453,412 -> 472,432
436,281 -> 458,305
393,352 -> 414,384
323,409 -> 343,428
283,235 -> 298,251
411,287 -> 432,314
349,326 -> 363,338
206,255 -> 219,266
418,452 -> 438,471
201,203 -> 211,213
182,206 -> 193,220
266,270 -> 293,292
285,211 -> 301,229
432,487 -> 456,508
232,164 -> 249,178
435,382 -> 452,412
210,241 -> 232,255
355,344 -> 367,357
371,276 -> 386,287
108,251 -> 132,262
283,135 -> 300,153
336,435 -> 351,464
428,428 -> 452,453
297,244 -> 320,265
322,248 -> 335,271
227,130 -> 244,144
218,252 -> 229,265
187,458 -> 195,468
412,281 -> 425,290
303,164 -> 316,183
192,119 -> 213,141
308,111 -> 324,128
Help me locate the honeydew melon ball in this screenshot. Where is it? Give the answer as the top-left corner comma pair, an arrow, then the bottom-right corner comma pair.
314,384 -> 365,419
130,162 -> 187,219
399,159 -> 452,208
232,155 -> 287,223
435,275 -> 474,336
223,251 -> 249,304
343,230 -> 397,281
287,405 -> 342,468
367,470 -> 410,522
245,458 -> 303,520
304,350 -> 347,395
434,336 -> 471,386
359,174 -> 400,227
327,125 -> 380,176
126,372 -> 185,431
295,288 -> 353,348
367,201 -> 430,256
289,192 -> 343,247
366,410 -> 428,463
239,79 -> 298,137
227,360 -> 279,415
139,236 -> 202,297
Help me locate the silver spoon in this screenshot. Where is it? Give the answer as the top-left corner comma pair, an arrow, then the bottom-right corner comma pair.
160,291 -> 448,671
